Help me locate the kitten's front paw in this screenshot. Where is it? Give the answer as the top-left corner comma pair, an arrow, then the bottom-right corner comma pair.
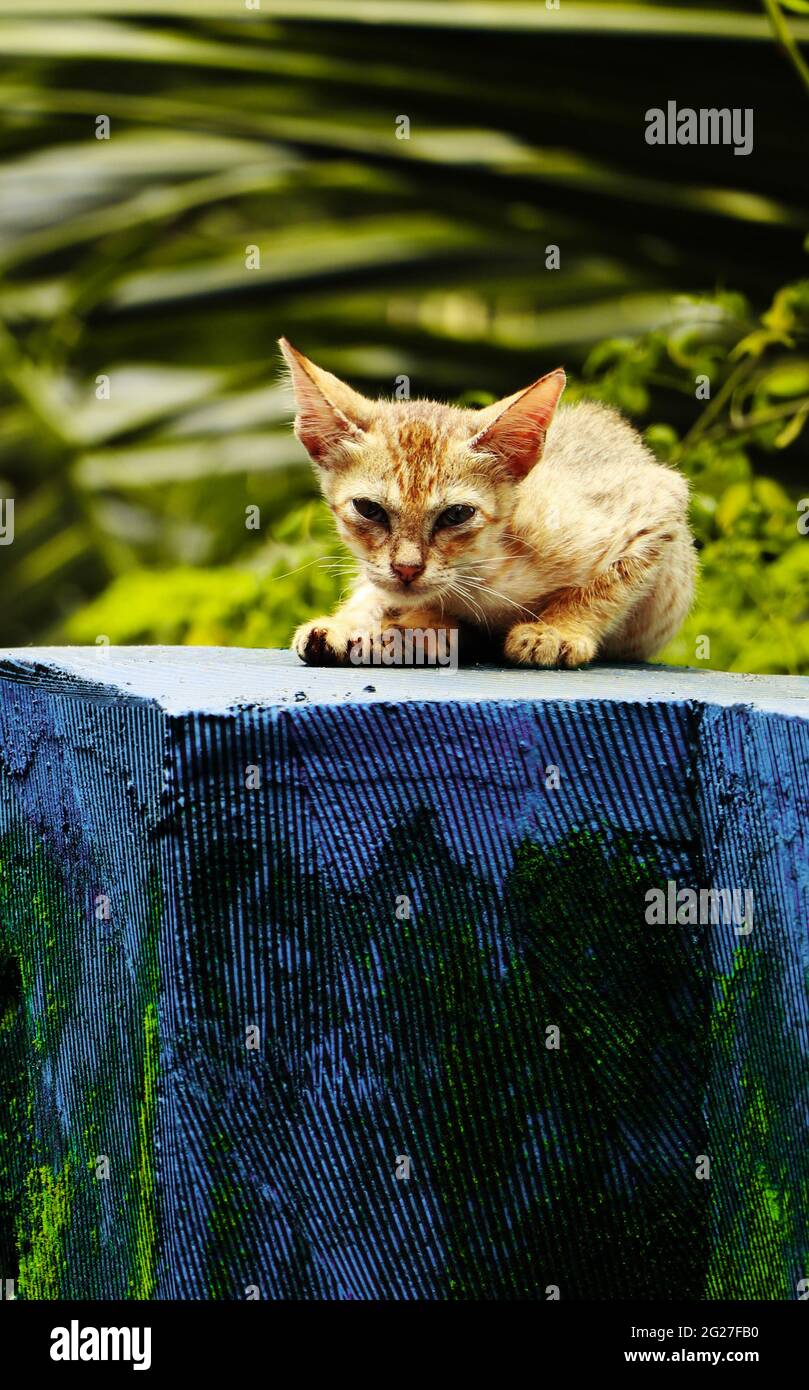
504,622 -> 597,669
293,618 -> 351,666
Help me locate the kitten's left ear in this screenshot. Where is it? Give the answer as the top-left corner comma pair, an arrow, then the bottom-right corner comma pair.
470,368 -> 566,478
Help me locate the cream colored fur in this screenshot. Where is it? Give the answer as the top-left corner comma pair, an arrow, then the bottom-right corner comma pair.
279,339 -> 696,668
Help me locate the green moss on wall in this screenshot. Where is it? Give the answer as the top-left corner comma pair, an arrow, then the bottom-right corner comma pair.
131,1002 -> 158,1300
0,827 -> 163,1299
16,1159 -> 72,1299
706,946 -> 809,1299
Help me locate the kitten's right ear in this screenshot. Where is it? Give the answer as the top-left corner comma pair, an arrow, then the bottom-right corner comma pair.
470,368 -> 566,478
279,338 -> 371,465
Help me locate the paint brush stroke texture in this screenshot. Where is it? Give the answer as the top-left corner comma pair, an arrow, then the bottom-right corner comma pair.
0,651 -> 807,1299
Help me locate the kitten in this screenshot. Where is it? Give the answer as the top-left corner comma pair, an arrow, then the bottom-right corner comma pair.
280,339 -> 696,668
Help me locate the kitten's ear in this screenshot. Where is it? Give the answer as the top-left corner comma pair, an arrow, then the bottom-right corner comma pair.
470,368 -> 566,478
279,338 -> 371,465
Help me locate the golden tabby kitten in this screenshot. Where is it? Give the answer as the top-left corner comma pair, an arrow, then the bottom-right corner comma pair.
280,339 -> 696,667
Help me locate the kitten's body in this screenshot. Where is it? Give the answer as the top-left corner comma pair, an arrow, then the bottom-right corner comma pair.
279,341 -> 696,667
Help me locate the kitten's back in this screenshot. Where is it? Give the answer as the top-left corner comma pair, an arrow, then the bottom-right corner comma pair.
513,399 -> 691,587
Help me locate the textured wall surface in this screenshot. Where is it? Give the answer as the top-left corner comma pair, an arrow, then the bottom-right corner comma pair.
0,649 -> 807,1300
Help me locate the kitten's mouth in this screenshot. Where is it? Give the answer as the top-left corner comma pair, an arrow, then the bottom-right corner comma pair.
375,576 -> 432,598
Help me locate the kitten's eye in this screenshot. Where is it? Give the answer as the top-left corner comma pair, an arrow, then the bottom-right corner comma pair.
352,497 -> 388,525
436,504 -> 476,529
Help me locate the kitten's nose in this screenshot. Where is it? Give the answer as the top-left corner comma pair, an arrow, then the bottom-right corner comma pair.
391,562 -> 425,585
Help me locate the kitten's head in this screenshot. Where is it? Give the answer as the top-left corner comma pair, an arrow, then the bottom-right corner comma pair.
279,339 -> 565,603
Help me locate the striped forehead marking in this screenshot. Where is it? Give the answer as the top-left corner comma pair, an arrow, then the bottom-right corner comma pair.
380,410 -> 459,501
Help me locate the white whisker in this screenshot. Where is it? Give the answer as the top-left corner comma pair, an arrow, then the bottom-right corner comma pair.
269,554 -> 355,583
456,575 -> 540,621
439,577 -> 490,631
502,533 -> 544,558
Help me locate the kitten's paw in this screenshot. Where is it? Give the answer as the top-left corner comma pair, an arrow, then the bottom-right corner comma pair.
557,632 -> 598,668
504,622 -> 597,669
292,618 -> 351,666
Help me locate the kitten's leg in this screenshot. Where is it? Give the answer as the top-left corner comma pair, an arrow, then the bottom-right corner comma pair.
601,526 -> 697,660
504,530 -> 684,668
380,606 -> 489,662
293,582 -> 384,665
293,586 -> 461,665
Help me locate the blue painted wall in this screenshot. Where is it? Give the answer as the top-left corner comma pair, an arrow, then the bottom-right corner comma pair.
0,653 -> 807,1298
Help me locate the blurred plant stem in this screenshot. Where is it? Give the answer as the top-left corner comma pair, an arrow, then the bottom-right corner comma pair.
0,319 -> 72,454
762,0 -> 809,94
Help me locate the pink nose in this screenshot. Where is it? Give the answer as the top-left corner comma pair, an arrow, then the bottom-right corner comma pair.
392,562 -> 424,585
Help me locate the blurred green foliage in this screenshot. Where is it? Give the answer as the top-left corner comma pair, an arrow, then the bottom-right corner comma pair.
0,0 -> 807,671
65,277 -> 809,671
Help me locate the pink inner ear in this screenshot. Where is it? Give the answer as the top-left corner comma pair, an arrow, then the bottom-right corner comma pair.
280,337 -> 370,464
471,369 -> 565,478
296,397 -> 357,461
